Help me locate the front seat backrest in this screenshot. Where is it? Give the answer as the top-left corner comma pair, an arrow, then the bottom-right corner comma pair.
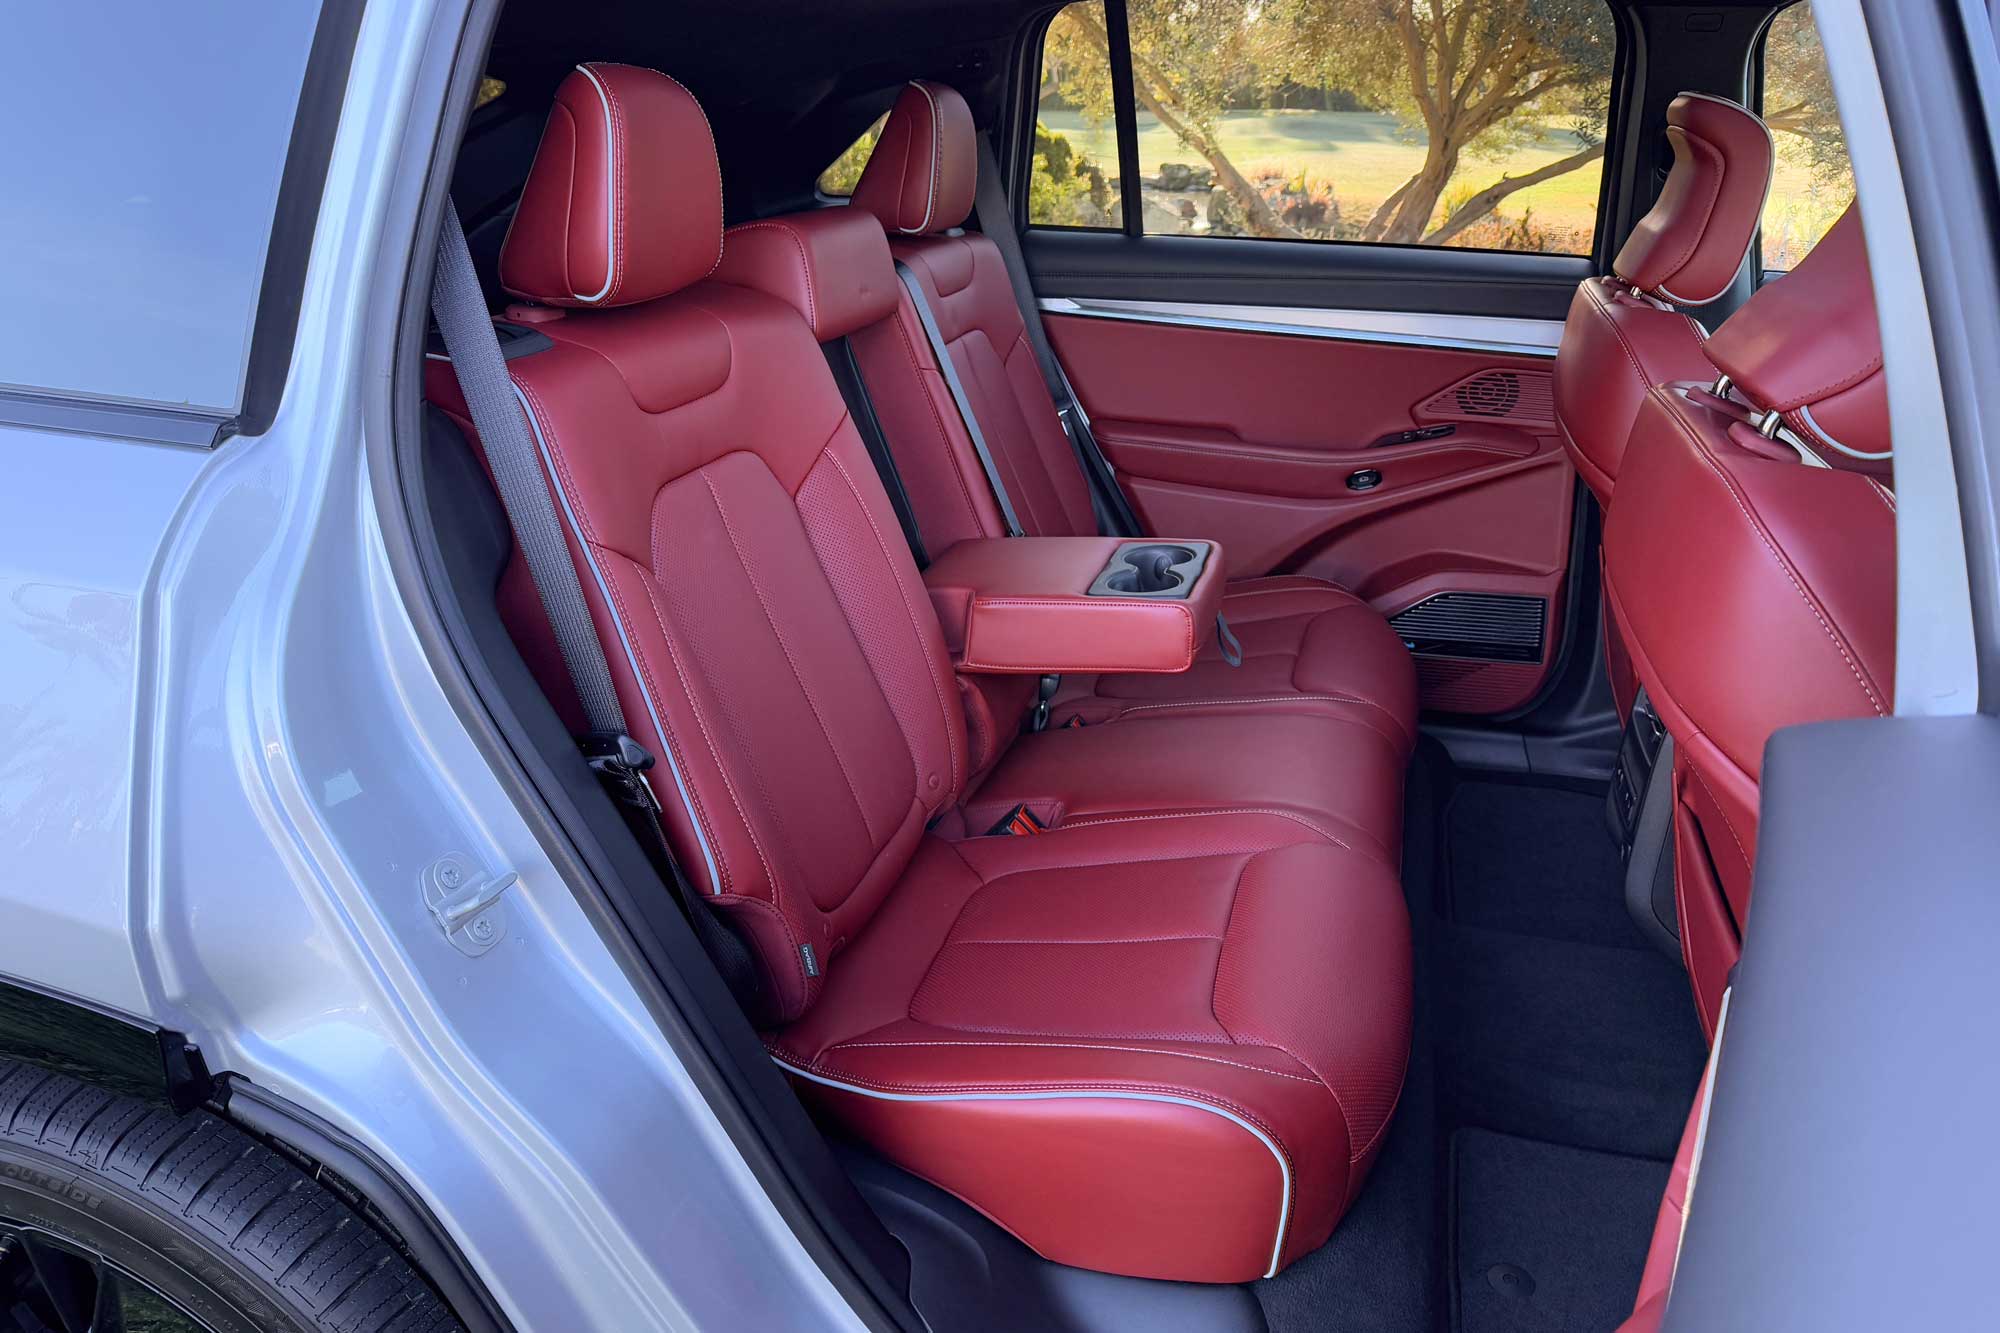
1602,200 -> 1893,1031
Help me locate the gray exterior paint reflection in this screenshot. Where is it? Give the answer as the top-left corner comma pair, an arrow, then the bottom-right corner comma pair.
0,1 -> 861,1328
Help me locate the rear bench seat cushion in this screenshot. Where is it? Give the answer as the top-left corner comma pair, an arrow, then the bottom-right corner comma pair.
772,812 -> 1411,1282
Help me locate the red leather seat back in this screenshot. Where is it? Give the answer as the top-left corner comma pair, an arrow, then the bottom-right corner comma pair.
1554,95 -> 1774,504
846,81 -> 1099,548
434,65 -> 969,1023
1603,202 -> 1893,1033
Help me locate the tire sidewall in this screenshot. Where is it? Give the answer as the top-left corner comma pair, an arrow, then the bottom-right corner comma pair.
0,1134 -> 313,1333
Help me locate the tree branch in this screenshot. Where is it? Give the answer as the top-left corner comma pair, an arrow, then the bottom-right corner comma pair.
1420,141 -> 1606,246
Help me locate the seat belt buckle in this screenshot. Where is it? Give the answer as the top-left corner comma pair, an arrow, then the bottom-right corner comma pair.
1215,613 -> 1244,667
987,803 -> 1048,836
1030,673 -> 1060,732
582,732 -> 662,813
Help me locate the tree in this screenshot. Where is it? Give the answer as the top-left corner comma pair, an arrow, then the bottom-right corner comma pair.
1044,0 -> 1615,245
1052,1 -> 1299,238
1761,6 -> 1848,186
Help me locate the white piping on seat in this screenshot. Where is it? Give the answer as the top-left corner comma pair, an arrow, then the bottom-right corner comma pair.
904,81 -> 942,235
509,383 -> 722,894
572,63 -> 619,303
1799,401 -> 1894,460
774,1056 -> 1294,1277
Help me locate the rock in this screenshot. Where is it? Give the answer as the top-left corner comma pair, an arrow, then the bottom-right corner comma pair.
1158,162 -> 1195,191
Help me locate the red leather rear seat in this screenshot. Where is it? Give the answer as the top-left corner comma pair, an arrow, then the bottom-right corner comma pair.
842,81 -> 1419,750
715,204 -> 1411,865
427,64 -> 1411,1283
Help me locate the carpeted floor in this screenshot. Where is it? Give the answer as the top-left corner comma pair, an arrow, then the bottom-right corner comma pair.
1256,743 -> 1706,1333
1450,1131 -> 1669,1333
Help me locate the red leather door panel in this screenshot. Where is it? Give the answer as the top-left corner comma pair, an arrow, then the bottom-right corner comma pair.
1048,313 -> 1576,714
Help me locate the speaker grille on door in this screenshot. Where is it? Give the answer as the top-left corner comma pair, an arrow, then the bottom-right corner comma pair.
1416,369 -> 1556,429
1390,592 -> 1547,663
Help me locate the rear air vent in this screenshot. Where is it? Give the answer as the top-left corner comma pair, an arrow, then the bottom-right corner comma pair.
1389,592 -> 1547,663
1417,369 -> 1556,430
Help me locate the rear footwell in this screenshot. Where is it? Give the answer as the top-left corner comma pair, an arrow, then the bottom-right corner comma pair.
1256,744 -> 1703,1333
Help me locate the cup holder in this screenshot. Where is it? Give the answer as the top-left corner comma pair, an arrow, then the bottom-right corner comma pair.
1087,540 -> 1213,600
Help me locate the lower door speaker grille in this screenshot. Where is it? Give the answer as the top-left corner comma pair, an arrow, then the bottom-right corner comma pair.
1390,592 -> 1546,663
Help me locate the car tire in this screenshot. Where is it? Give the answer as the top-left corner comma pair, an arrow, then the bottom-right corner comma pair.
0,1059 -> 464,1332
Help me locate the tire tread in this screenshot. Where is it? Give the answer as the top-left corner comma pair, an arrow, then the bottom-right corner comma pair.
0,1059 -> 464,1333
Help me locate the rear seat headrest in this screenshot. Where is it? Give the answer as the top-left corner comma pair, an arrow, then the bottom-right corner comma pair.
715,208 -> 900,340
1613,94 -> 1775,305
499,63 -> 722,309
1705,201 -> 1890,466
850,80 -> 978,236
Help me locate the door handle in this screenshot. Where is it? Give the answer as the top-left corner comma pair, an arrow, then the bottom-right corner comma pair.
1369,423 -> 1455,448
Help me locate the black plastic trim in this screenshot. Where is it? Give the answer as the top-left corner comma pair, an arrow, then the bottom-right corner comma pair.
1026,228 -> 1594,320
226,0 -> 366,441
1105,0 -> 1143,238
0,387 -> 229,449
221,1075 -> 514,1333
0,975 -> 190,1107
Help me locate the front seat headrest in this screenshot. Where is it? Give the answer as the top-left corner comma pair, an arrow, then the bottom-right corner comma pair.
1613,93 -> 1775,306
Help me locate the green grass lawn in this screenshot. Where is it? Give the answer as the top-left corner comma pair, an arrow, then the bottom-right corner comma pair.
1039,106 -> 1849,260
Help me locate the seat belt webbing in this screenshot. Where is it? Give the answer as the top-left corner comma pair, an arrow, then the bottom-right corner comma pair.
972,131 -> 1142,538
893,258 -> 1027,539
428,201 -> 764,1004
824,337 -> 929,566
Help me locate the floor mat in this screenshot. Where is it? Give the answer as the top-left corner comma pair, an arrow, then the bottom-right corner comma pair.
1447,782 -> 1643,949
1451,1130 -> 1667,1333
1442,926 -> 1705,1160
1259,746 -> 1700,1333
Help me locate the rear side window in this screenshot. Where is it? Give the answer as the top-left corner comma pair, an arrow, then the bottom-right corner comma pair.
1028,0 -> 1616,255
819,114 -> 889,197
1032,2 -> 1126,230
1759,3 -> 1854,272
0,3 -> 324,415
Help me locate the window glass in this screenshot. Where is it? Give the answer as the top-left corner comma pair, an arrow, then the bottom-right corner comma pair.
819,114 -> 889,197
1039,0 -> 1615,253
1032,2 -> 1126,229
1761,3 -> 1853,272
0,3 -> 325,413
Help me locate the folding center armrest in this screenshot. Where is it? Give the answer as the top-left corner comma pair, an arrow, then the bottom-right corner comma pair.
922,536 -> 1225,675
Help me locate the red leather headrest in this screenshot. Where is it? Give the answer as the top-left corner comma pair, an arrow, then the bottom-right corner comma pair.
1706,201 -> 1889,466
714,208 -> 900,341
1613,94 -> 1774,305
849,81 -> 977,236
499,64 -> 721,308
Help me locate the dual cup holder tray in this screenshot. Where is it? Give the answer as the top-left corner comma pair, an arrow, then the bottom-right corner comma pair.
1084,540 -> 1215,601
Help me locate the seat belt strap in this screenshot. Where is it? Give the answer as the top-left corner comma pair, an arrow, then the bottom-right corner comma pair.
972,131 -> 1143,538
894,259 -> 1026,538
824,337 -> 929,566
428,201 -> 763,1006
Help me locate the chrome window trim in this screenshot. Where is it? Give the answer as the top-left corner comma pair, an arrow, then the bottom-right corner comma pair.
1039,297 -> 1563,359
